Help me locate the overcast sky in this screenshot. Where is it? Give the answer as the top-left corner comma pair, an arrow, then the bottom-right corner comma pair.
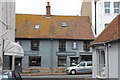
15,0 -> 82,16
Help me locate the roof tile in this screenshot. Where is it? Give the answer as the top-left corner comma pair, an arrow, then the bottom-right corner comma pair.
16,14 -> 94,40
94,14 -> 120,44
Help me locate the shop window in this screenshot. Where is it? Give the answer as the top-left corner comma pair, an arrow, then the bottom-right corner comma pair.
29,56 -> 41,66
58,56 -> 66,67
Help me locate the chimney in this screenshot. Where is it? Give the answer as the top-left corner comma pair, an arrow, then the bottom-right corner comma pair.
46,2 -> 51,17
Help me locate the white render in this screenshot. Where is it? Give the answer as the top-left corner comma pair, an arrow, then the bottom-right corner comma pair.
81,0 -> 120,36
0,0 -> 15,69
92,0 -> 120,36
92,41 -> 120,79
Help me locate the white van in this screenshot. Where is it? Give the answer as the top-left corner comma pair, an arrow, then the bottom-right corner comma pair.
66,61 -> 92,75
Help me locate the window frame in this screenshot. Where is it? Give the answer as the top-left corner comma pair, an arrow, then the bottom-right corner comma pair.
114,2 -> 119,13
104,2 -> 110,13
59,40 -> 66,52
83,41 -> 90,51
58,56 -> 67,67
31,40 -> 39,50
72,42 -> 78,50
61,22 -> 67,27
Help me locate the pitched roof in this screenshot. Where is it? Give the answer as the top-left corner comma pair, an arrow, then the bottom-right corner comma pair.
93,14 -> 120,44
16,14 -> 94,40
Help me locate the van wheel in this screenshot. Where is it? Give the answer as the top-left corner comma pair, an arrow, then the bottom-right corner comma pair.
70,70 -> 76,75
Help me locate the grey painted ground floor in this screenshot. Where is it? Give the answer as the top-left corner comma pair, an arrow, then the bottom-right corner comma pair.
3,53 -> 92,73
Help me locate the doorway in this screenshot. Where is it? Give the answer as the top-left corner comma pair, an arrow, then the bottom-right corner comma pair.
15,58 -> 22,73
70,57 -> 78,66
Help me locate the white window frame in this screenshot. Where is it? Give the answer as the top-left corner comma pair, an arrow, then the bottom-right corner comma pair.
104,2 -> 110,14
72,42 -> 78,50
114,2 -> 119,14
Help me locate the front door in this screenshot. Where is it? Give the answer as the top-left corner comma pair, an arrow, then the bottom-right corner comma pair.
15,58 -> 22,73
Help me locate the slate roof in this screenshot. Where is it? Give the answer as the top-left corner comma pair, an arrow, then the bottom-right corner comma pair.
16,14 -> 94,40
93,14 -> 120,44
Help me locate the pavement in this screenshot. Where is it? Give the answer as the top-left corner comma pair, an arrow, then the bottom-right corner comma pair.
21,73 -> 66,76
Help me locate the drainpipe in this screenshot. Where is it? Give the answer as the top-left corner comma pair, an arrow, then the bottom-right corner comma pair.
50,39 -> 53,73
94,1 -> 97,35
106,44 -> 109,79
12,56 -> 15,70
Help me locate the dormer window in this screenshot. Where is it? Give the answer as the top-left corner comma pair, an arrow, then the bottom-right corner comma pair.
35,25 -> 40,30
61,22 -> 67,27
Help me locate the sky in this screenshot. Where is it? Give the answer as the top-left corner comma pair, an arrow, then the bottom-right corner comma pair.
15,0 -> 82,16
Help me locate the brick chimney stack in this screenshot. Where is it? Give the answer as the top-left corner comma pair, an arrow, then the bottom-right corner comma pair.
46,2 -> 51,17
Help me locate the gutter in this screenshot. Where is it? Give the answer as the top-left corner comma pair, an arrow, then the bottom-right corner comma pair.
92,38 -> 120,45
15,38 -> 94,41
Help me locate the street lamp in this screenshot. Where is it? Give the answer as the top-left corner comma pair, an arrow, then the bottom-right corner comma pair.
94,0 -> 100,35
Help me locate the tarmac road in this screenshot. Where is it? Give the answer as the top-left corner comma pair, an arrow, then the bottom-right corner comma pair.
22,74 -> 92,80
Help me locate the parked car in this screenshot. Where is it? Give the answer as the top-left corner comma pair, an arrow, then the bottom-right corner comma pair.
0,70 -> 22,80
66,61 -> 92,75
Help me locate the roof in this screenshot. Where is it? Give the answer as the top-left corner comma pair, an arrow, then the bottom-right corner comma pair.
16,14 -> 94,40
93,14 -> 120,44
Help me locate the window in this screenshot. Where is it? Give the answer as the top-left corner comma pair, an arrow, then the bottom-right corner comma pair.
87,62 -> 92,66
114,2 -> 119,13
79,62 -> 85,67
104,2 -> 110,13
31,40 -> 39,50
58,56 -> 66,67
59,40 -> 66,52
35,25 -> 40,30
83,41 -> 90,51
72,42 -> 78,50
29,56 -> 41,66
61,22 -> 67,27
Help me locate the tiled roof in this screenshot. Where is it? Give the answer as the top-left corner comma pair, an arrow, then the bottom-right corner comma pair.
93,14 -> 120,44
16,14 -> 94,40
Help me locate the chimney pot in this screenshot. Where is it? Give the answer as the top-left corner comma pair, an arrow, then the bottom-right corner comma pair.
47,2 -> 50,6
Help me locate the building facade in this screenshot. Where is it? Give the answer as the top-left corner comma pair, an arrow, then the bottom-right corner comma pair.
15,2 -> 94,73
0,0 -> 15,70
92,15 -> 120,79
0,0 -> 24,70
81,0 -> 120,36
